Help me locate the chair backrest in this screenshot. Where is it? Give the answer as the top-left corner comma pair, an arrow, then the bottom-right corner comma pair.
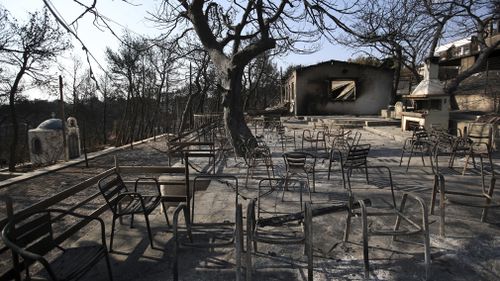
413,126 -> 428,140
277,124 -> 286,135
255,135 -> 267,148
344,144 -> 371,167
349,131 -> 362,147
467,122 -> 493,146
283,152 -> 310,170
330,129 -> 352,151
2,210 -> 57,267
256,178 -> 303,220
243,137 -> 272,167
98,172 -> 128,212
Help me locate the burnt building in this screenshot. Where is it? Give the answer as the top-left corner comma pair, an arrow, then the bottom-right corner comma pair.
284,60 -> 393,116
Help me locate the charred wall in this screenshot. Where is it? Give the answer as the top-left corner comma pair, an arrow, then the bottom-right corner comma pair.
292,61 -> 393,116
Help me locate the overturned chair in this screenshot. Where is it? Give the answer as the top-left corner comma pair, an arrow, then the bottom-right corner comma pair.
344,166 -> 431,280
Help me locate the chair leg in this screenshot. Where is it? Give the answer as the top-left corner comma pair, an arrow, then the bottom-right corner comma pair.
419,145 -> 426,167
343,198 -> 353,242
448,150 -> 457,168
246,205 -> 255,281
422,206 -> 431,281
430,175 -> 438,215
341,168 -> 346,190
282,174 -> 289,201
462,150 -> 472,175
305,176 -> 312,202
312,169 -> 316,192
235,204 -> 243,281
110,217 -> 116,252
361,202 -> 370,279
393,194 -> 408,241
143,213 -> 155,249
161,202 -> 171,227
487,151 -> 494,176
104,251 -> 114,281
305,203 -> 313,281
480,154 -> 486,191
406,144 -> 415,172
364,164 -> 369,184
328,158 -> 333,180
399,147 -> 405,167
481,177 -> 495,222
245,167 -> 251,188
438,176 -> 446,237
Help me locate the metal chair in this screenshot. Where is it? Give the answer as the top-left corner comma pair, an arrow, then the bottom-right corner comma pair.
448,136 -> 473,169
283,152 -> 316,199
327,127 -> 351,151
277,124 -> 296,152
431,173 -> 499,237
399,126 -> 432,171
243,136 -> 275,187
461,122 -> 494,175
246,178 -> 313,281
301,129 -> 327,153
2,209 -> 113,281
344,166 -> 431,280
327,130 -> 363,180
97,171 -> 163,252
329,144 -> 370,189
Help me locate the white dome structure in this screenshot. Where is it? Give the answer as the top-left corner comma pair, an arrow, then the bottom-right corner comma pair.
28,117 -> 81,166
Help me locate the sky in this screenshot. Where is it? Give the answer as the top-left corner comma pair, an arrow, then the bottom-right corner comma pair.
2,0 -> 355,99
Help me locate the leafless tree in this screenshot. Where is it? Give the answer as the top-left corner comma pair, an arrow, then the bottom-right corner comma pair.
105,34 -> 147,145
0,9 -> 71,171
242,52 -> 280,111
150,0 -> 359,154
443,1 -> 500,96
178,49 -> 215,133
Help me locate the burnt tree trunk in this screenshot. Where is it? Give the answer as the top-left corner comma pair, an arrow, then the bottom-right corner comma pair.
8,89 -> 19,172
391,47 -> 402,105
8,56 -> 28,172
222,66 -> 254,156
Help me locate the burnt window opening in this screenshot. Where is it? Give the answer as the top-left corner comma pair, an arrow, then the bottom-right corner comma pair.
32,138 -> 42,155
330,80 -> 356,101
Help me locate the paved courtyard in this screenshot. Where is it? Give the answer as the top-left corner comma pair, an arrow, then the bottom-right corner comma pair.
1,124 -> 499,280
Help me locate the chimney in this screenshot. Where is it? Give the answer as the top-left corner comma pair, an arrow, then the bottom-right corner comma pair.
423,56 -> 440,80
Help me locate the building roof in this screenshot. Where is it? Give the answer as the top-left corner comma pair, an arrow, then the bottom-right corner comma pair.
36,118 -> 63,131
435,38 -> 471,55
293,59 -> 392,73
